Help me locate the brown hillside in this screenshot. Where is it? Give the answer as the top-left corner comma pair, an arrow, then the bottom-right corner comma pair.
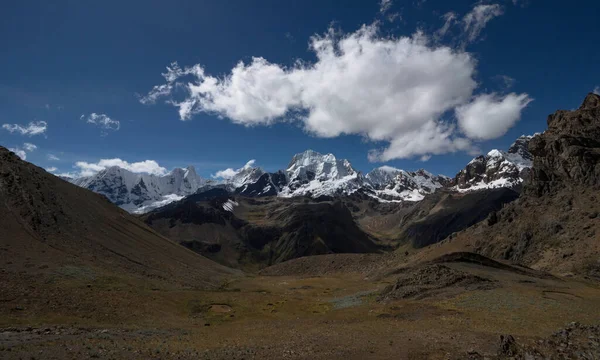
407,93 -> 600,277
0,146 -> 236,290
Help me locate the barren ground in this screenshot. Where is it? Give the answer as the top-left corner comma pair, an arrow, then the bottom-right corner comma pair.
2,258 -> 600,359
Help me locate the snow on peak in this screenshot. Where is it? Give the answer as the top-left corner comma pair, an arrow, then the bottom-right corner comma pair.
281,150 -> 361,197
69,164 -> 207,213
487,149 -> 504,158
453,134 -> 535,192
365,166 -> 447,202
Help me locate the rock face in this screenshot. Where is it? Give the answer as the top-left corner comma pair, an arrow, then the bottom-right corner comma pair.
527,92 -> 600,196
279,150 -> 364,197
446,93 -> 600,276
70,165 -> 207,212
67,134 -> 538,213
366,167 -> 450,202
452,135 -> 535,192
235,171 -> 288,197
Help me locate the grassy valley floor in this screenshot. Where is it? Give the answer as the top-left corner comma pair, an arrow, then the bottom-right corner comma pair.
2,260 -> 600,359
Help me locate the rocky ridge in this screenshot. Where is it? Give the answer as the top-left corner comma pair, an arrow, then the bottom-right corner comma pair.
443,93 -> 600,276
63,137 -> 535,213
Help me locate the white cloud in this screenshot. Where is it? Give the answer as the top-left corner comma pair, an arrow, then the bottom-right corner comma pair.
46,167 -> 57,172
379,0 -> 392,14
2,121 -> 47,136
81,113 -> 120,132
9,148 -> 27,160
593,86 -> 600,95
73,159 -> 168,177
8,142 -> 39,160
462,4 -> 503,44
435,12 -> 457,40
143,23 -> 530,162
455,93 -> 533,140
23,142 -> 37,152
213,159 -> 256,180
47,154 -> 60,161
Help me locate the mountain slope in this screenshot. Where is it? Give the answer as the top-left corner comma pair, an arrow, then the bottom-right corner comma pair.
0,147 -> 235,289
278,150 -> 364,197
142,192 -> 380,269
452,135 -> 535,192
366,167 -> 450,201
70,165 -> 208,213
67,136 -> 536,214
413,93 -> 600,277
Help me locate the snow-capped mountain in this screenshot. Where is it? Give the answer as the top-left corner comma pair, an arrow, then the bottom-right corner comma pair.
366,167 -> 450,201
227,164 -> 265,190
278,150 -> 364,197
67,134 -> 537,213
452,135 -> 536,192
235,171 -> 288,197
70,165 -> 207,213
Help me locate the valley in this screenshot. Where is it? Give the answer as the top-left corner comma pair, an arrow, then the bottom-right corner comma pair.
1,93 -> 600,359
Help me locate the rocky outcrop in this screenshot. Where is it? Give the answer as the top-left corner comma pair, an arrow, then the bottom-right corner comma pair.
527,93 -> 600,196
235,171 -> 288,197
444,93 -> 600,277
452,135 -> 535,192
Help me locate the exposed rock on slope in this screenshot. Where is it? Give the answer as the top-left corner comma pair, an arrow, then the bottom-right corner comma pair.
279,150 -> 365,198
0,147 -> 234,288
70,165 -> 208,213
378,263 -> 495,301
452,135 -> 535,192
527,93 -> 600,195
67,137 -> 538,213
436,93 -> 600,276
366,167 -> 450,201
235,171 -> 287,197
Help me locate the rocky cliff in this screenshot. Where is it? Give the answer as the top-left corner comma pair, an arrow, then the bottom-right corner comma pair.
436,93 -> 600,277
527,93 -> 600,196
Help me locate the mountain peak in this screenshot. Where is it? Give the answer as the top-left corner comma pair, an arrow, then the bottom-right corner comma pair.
580,92 -> 600,110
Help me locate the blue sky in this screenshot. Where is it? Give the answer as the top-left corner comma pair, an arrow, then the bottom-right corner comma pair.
1,0 -> 599,178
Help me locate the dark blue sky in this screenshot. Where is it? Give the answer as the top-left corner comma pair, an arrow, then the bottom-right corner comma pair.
1,0 -> 598,178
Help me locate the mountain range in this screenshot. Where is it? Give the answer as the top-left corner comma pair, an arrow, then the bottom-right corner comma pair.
2,93 -> 599,359
66,135 -> 536,213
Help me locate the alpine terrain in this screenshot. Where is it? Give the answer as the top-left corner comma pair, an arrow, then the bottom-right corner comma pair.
2,82 -> 600,360
68,135 -> 536,213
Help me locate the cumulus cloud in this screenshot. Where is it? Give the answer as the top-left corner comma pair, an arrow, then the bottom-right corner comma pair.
9,148 -> 27,160
593,86 -> 600,95
46,167 -> 57,172
47,154 -> 60,161
74,159 -> 168,177
2,121 -> 47,136
82,113 -> 120,133
213,159 -> 256,180
462,4 -> 503,44
142,23 -> 530,162
23,142 -> 37,152
8,142 -> 39,160
455,93 -> 533,140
